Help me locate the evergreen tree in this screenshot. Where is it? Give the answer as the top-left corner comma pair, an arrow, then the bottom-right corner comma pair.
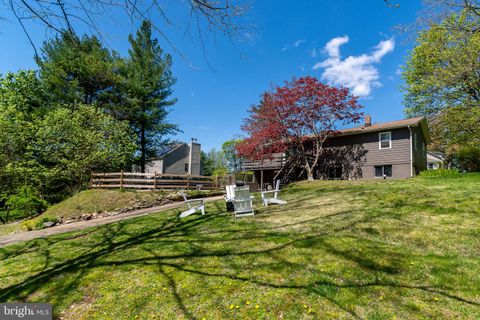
38,32 -> 120,105
114,20 -> 178,172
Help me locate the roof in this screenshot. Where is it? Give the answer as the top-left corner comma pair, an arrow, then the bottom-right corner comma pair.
427,151 -> 444,161
153,143 -> 186,159
332,116 -> 431,144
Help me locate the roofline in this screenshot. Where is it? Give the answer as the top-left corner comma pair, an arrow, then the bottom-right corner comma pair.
149,143 -> 187,160
311,116 -> 431,144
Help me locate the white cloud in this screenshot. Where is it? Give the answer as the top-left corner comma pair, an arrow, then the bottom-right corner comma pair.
294,39 -> 305,47
313,36 -> 395,97
324,35 -> 349,58
310,48 -> 318,58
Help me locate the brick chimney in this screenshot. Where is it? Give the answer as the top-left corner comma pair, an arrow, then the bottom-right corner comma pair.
364,114 -> 372,127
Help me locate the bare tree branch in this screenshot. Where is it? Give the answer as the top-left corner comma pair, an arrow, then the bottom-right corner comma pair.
384,0 -> 400,8
2,0 -> 250,65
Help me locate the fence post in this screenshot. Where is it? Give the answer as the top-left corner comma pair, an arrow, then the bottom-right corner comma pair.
153,171 -> 157,191
120,170 -> 124,189
186,174 -> 190,190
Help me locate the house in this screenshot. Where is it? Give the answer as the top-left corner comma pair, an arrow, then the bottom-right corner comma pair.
427,151 -> 444,170
243,116 -> 431,189
145,139 -> 201,176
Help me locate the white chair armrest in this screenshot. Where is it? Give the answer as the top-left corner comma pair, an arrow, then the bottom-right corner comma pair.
184,198 -> 205,203
261,190 -> 280,195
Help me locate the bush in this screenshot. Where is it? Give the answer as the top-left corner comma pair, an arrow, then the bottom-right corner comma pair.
34,216 -> 60,229
418,168 -> 460,178
6,187 -> 48,220
22,220 -> 36,231
457,146 -> 480,172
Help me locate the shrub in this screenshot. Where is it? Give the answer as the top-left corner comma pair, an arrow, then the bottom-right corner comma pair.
22,220 -> 36,231
34,216 -> 59,229
6,187 -> 48,220
457,146 -> 480,172
418,168 -> 460,178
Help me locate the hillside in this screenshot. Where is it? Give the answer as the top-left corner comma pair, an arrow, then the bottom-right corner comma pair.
0,174 -> 479,319
0,189 -> 222,236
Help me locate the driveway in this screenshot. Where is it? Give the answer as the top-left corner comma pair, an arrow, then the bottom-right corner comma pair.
0,195 -> 224,247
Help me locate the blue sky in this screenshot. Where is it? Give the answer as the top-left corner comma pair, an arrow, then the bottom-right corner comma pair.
0,0 -> 422,151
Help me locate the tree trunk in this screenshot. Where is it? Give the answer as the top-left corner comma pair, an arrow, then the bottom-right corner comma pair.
140,124 -> 146,173
307,169 -> 314,181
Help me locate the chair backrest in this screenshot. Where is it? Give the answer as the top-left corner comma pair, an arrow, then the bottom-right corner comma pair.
180,190 -> 188,201
225,185 -> 235,200
274,180 -> 281,191
180,190 -> 191,209
233,186 -> 253,213
272,180 -> 281,199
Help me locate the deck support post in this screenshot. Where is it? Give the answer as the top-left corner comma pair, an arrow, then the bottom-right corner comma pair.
260,170 -> 264,192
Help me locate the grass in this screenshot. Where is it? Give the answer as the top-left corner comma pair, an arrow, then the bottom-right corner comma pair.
0,189 -> 222,236
0,174 -> 479,319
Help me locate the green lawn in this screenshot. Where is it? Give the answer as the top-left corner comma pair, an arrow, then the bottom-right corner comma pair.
0,174 -> 479,319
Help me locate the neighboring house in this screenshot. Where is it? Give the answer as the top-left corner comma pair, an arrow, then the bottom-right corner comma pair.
427,151 -> 444,170
243,116 -> 431,189
145,139 -> 201,176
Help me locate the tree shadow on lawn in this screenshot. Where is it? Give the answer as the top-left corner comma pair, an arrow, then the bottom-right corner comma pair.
0,201 -> 478,319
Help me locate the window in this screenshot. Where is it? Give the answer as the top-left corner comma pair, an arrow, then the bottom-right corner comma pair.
427,163 -> 434,170
184,163 -> 189,173
327,165 -> 343,180
374,165 -> 393,178
379,132 -> 391,149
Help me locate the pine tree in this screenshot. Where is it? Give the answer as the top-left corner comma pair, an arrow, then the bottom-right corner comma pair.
115,20 -> 178,172
38,32 -> 120,105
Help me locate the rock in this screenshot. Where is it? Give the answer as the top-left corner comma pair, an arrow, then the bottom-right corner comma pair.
64,220 -> 74,224
82,214 -> 92,220
43,221 -> 56,228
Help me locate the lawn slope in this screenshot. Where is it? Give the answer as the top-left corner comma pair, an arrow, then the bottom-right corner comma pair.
0,174 -> 479,319
0,189 -> 221,235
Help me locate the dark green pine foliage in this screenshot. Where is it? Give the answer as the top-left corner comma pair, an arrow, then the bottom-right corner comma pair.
118,20 -> 178,172
38,31 -> 120,105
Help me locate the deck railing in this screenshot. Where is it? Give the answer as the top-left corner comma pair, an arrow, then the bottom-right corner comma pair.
242,154 -> 287,171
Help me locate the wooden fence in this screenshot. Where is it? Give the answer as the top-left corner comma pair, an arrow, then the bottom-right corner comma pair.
90,172 -> 227,190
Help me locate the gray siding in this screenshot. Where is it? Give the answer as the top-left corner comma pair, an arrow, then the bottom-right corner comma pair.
163,144 -> 190,175
146,159 -> 164,174
326,127 -> 411,165
361,163 -> 412,180
320,127 -> 414,180
144,142 -> 202,175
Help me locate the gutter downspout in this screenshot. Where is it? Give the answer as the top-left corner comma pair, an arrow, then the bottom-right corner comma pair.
408,126 -> 413,177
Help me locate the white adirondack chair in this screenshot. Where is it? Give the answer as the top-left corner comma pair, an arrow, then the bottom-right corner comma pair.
261,180 -> 287,207
232,186 -> 255,218
179,190 -> 205,218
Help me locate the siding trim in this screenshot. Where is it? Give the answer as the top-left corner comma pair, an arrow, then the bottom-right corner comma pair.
408,126 -> 413,177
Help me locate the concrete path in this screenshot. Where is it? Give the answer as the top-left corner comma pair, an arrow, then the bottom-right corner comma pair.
0,195 -> 224,247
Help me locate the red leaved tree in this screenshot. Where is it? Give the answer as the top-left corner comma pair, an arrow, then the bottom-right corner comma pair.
237,76 -> 363,181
